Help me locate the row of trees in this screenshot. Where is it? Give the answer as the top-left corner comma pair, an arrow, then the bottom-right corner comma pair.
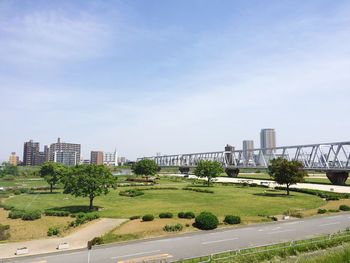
39,163 -> 116,210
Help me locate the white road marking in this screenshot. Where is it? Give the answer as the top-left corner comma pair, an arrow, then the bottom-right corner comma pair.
320,222 -> 340,227
267,229 -> 295,235
202,237 -> 238,245
284,221 -> 304,225
111,250 -> 161,259
271,227 -> 281,231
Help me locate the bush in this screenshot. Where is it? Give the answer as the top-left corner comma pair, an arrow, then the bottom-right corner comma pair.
13,189 -> 21,195
182,187 -> 214,194
71,212 -> 100,227
159,212 -> 173,218
275,187 -> 349,200
184,212 -> 195,219
89,237 -> 103,247
142,214 -> 154,222
195,212 -> 219,230
129,215 -> 141,220
45,210 -> 70,217
119,189 -> 144,197
163,223 -> 183,232
328,209 -> 340,213
8,209 -> 25,219
224,215 -> 241,225
339,205 -> 350,211
178,212 -> 185,218
0,224 -> 10,241
0,204 -> 14,211
318,209 -> 327,214
21,210 -> 41,221
47,226 -> 60,236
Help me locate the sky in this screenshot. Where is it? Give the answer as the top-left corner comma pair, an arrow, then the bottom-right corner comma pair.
1,0 -> 350,162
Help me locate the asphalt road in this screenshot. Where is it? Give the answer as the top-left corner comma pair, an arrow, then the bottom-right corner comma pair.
2,213 -> 350,263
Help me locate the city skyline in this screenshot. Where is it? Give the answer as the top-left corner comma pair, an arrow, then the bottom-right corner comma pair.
1,0 -> 350,162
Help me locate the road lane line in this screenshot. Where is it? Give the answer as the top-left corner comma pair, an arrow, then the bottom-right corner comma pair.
284,221 -> 304,225
320,222 -> 340,227
111,250 -> 161,259
271,227 -> 281,231
202,237 -> 238,245
267,229 -> 295,235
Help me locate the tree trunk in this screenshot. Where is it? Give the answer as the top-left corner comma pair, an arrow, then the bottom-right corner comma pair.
89,195 -> 94,211
286,184 -> 290,196
50,183 -> 53,193
207,177 -> 210,187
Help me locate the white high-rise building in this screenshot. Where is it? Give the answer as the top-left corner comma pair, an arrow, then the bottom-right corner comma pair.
104,150 -> 118,166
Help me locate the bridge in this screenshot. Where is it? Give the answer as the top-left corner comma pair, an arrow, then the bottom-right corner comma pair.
138,141 -> 350,185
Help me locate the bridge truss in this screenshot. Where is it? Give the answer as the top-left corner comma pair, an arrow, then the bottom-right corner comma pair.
138,141 -> 350,171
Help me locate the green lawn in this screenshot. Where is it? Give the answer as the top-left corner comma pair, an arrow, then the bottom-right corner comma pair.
3,178 -> 325,219
0,178 -> 48,187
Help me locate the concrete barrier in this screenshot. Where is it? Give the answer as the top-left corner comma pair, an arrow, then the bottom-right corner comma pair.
15,247 -> 29,255
57,242 -> 69,250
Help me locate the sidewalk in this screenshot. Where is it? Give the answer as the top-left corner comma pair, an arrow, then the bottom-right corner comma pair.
0,218 -> 126,259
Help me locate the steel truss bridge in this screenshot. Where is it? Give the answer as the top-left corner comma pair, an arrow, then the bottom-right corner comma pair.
138,141 -> 350,185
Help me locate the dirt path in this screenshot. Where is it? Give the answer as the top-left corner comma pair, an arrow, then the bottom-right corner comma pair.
0,218 -> 126,259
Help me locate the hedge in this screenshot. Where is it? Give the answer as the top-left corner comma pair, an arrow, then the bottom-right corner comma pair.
182,187 -> 214,194
339,205 -> 350,211
119,189 -> 144,197
45,210 -> 70,217
142,214 -> 154,222
275,186 -> 349,200
224,215 -> 241,225
163,224 -> 183,232
159,212 -> 173,218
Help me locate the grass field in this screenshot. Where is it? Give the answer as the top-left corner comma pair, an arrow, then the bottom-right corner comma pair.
3,177 -> 325,220
0,177 -> 48,188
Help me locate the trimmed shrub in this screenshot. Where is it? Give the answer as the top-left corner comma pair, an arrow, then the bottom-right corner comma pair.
71,212 -> 100,227
0,204 -> 14,211
142,214 -> 154,222
13,189 -> 21,195
184,212 -> 195,219
275,187 -> 349,200
195,212 -> 219,230
339,205 -> 350,211
328,209 -> 340,213
159,212 -> 173,218
163,223 -> 183,232
224,215 -> 241,225
21,210 -> 41,221
179,167 -> 190,175
45,210 -> 70,217
47,226 -> 60,236
318,209 -> 327,214
119,189 -> 144,197
0,224 -> 10,241
178,212 -> 185,218
129,215 -> 141,220
8,210 -> 25,219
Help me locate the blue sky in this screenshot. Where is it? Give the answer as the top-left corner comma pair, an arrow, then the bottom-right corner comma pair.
1,0 -> 350,161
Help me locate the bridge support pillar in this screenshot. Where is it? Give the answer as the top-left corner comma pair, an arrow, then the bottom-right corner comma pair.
326,171 -> 349,185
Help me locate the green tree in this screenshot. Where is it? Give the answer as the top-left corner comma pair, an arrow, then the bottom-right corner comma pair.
268,157 -> 306,195
62,164 -> 116,210
0,162 -> 18,177
194,160 -> 224,186
39,162 -> 68,193
132,159 -> 159,179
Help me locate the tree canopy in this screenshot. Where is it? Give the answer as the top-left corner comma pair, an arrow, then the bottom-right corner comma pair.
62,164 -> 116,210
268,157 -> 306,195
194,160 -> 224,186
0,163 -> 18,177
39,162 -> 68,193
132,159 -> 159,178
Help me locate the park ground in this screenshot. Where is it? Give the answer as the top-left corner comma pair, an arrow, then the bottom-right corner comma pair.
2,174 -> 350,245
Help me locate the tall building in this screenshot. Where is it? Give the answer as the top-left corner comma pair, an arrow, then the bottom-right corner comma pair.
91,151 -> 104,165
49,138 -> 81,166
260,128 -> 276,154
44,145 -> 49,162
242,140 -> 254,165
9,152 -> 19,166
23,140 -> 40,166
104,150 -> 118,166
